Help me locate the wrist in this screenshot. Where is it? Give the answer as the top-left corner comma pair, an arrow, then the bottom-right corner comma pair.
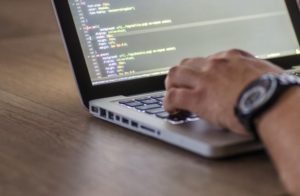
256,87 -> 300,140
235,74 -> 300,139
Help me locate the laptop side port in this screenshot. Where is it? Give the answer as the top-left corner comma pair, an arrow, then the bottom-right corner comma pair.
108,111 -> 114,120
141,125 -> 155,133
122,117 -> 129,124
100,108 -> 107,118
91,106 -> 99,113
131,121 -> 138,128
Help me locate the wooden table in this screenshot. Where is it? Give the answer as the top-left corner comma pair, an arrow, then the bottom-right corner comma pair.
0,1 -> 288,195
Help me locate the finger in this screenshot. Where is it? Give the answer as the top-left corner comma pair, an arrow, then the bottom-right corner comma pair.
165,65 -> 200,90
297,0 -> 300,11
163,88 -> 198,113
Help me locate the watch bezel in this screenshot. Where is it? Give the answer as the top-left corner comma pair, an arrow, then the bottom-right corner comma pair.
238,75 -> 278,115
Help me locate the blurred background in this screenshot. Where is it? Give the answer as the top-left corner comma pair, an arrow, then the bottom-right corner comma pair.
1,0 -> 57,38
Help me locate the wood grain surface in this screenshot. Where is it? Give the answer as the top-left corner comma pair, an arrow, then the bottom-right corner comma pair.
0,1 -> 288,196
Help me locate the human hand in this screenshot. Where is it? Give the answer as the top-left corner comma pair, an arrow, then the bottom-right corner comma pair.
164,49 -> 283,135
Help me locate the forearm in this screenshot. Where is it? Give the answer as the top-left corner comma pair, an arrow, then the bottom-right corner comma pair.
257,87 -> 300,194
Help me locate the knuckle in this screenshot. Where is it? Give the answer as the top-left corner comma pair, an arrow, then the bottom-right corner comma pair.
181,66 -> 196,77
227,48 -> 244,56
204,60 -> 224,72
225,49 -> 253,58
203,62 -> 214,72
189,57 -> 204,65
180,58 -> 191,65
204,56 -> 233,73
169,65 -> 189,79
180,57 -> 205,66
168,66 -> 179,78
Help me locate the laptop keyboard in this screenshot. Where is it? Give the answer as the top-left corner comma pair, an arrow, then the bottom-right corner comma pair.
118,93 -> 199,124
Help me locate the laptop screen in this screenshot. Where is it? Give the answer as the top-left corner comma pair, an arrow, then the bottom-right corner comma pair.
68,0 -> 300,86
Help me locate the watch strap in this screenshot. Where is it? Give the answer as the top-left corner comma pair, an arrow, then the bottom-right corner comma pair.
235,74 -> 300,140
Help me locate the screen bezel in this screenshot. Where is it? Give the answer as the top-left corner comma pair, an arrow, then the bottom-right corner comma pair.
53,0 -> 300,108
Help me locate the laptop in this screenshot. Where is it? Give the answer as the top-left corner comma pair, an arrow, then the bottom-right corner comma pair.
52,0 -> 300,158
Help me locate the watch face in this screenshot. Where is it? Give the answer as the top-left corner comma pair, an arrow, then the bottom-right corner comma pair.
239,75 -> 278,115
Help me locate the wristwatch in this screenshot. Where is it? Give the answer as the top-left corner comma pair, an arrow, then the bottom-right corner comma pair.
234,73 -> 300,140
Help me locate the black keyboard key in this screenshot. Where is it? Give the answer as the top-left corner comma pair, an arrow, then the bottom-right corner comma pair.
124,101 -> 143,107
155,97 -> 164,102
151,95 -> 164,99
156,112 -> 170,119
136,104 -> 161,111
142,99 -> 159,105
135,97 -> 150,102
146,107 -> 165,114
119,100 -> 134,104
